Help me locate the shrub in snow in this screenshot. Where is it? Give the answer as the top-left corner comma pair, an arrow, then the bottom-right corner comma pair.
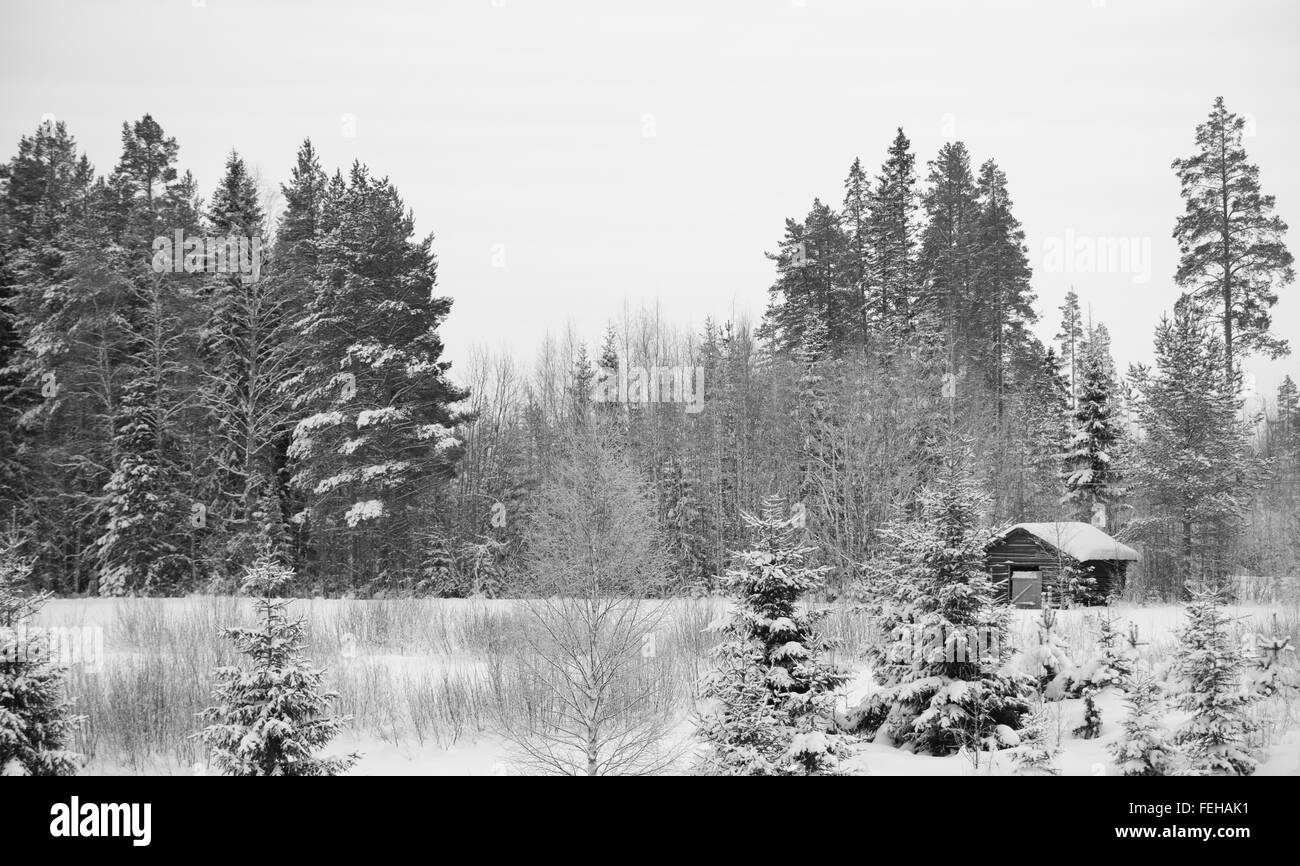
1171,585 -> 1258,776
1072,689 -> 1102,740
1241,619 -> 1297,700
196,555 -> 358,775
1012,704 -> 1059,776
1016,604 -> 1077,699
853,465 -> 1032,755
1071,614 -> 1134,739
1107,673 -> 1176,776
0,537 -> 82,775
698,497 -> 848,776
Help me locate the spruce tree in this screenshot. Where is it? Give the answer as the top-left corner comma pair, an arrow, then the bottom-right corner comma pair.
1016,603 -> 1076,699
919,142 -> 981,387
1128,305 -> 1263,585
1062,338 -> 1123,532
1171,584 -> 1258,776
1107,673 -> 1175,776
0,119 -> 101,592
0,536 -> 82,775
92,114 -> 201,594
761,199 -> 849,355
840,156 -> 873,345
196,555 -> 358,775
856,459 -> 1032,753
1055,288 -> 1084,409
868,128 -> 921,335
971,158 -> 1037,418
698,496 -> 847,775
1276,375 -> 1299,454
1012,704 -> 1060,776
286,162 -> 467,590
1173,96 -> 1294,388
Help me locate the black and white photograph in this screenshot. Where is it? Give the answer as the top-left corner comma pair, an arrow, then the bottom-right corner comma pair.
0,0 -> 1296,843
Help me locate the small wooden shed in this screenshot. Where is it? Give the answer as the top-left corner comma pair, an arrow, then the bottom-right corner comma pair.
985,522 -> 1139,608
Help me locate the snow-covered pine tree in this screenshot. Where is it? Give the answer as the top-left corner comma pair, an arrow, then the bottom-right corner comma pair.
971,157 -> 1038,421
1241,616 -> 1296,700
1012,703 -> 1060,776
840,156 -> 873,345
93,344 -> 194,595
919,143 -> 981,392
1062,332 -> 1123,537
1127,304 -> 1264,588
1069,613 -> 1136,739
196,555 -> 358,775
92,115 -> 203,595
286,162 -> 468,591
867,128 -> 921,335
1015,602 -> 1075,699
1084,613 -> 1135,688
197,151 -> 297,576
1107,673 -> 1176,776
1171,584 -> 1258,776
856,459 -> 1032,754
698,496 -> 847,775
0,119 -> 103,593
0,536 -> 82,775
759,198 -> 850,355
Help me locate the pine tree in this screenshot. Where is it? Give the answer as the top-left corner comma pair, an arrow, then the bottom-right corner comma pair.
1241,617 -> 1296,700
196,151 -> 298,577
1172,96 -> 1294,388
1012,703 -> 1060,776
196,554 -> 358,775
1127,305 -> 1263,586
868,129 -> 921,335
919,142 -> 981,388
276,139 -> 328,279
698,496 -> 847,775
1016,603 -> 1076,699
0,119 -> 101,591
971,158 -> 1037,418
1107,673 -> 1175,776
91,114 -> 202,595
840,157 -> 873,345
1275,375 -> 1299,455
856,458 -> 1032,753
1055,288 -> 1084,409
1172,584 -> 1258,776
1062,336 -> 1123,532
0,535 -> 82,775
286,162 -> 467,590
761,199 -> 849,355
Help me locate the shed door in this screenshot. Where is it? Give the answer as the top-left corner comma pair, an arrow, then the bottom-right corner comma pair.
1010,571 -> 1042,609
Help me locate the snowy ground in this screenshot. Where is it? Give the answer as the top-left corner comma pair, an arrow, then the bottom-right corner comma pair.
33,597 -> 1300,776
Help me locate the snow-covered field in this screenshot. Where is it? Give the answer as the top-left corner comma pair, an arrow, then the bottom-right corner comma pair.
34,597 -> 1300,775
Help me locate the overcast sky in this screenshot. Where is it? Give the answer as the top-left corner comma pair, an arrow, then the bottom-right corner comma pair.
3,0 -> 1298,403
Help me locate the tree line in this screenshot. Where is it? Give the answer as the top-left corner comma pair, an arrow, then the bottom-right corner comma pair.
0,96 -> 1295,597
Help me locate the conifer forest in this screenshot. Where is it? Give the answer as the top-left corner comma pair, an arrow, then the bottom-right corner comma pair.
1,1 -> 1298,804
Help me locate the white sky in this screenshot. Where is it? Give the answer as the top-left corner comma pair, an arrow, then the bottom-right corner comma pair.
3,0 -> 1298,403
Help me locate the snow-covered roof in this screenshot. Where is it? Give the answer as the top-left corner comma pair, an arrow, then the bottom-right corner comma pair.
996,522 -> 1139,562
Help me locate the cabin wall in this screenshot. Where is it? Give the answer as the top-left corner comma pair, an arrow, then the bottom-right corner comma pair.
985,530 -> 1073,606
